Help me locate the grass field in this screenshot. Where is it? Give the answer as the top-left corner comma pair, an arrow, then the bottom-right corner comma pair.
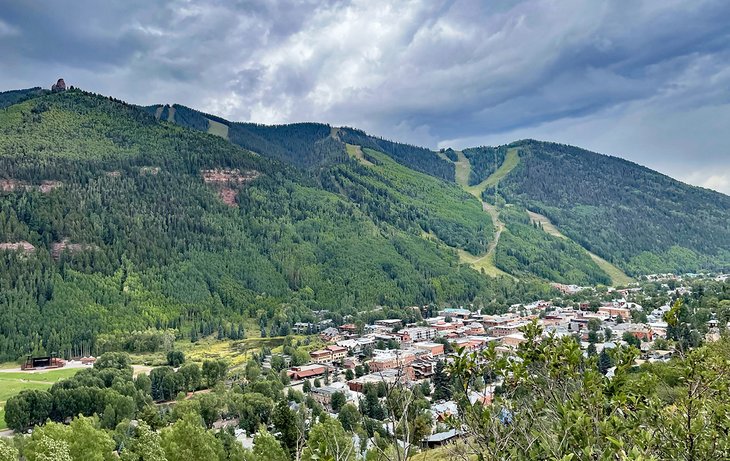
453,150 -> 471,187
207,118 -> 229,139
0,367 -> 82,430
345,143 -> 374,166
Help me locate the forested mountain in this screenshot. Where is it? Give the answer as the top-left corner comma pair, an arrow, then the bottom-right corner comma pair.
1,85 -> 728,360
0,87 -> 46,109
0,88 -> 552,361
146,104 -> 455,179
480,140 -> 730,275
336,127 -> 455,181
145,104 -> 347,169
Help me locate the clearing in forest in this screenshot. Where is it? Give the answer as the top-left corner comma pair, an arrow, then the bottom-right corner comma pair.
463,147 -> 520,197
207,118 -> 229,139
345,143 -> 374,166
450,150 -> 513,278
167,105 -> 176,123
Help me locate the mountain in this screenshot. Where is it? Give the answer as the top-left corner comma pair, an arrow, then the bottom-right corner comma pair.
471,140 -> 730,275
0,87 -> 553,361
155,103 -> 729,280
0,85 -> 728,361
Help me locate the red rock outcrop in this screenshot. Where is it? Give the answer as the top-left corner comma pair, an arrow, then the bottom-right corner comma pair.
0,241 -> 36,252
51,78 -> 67,92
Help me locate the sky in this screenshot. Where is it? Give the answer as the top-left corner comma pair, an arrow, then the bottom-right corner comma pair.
1,0 -> 729,193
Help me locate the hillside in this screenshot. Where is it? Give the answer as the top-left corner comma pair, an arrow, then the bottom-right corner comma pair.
146,104 -> 347,169
479,140 -> 730,275
146,99 -> 729,279
1,85 -> 728,361
148,104 -> 455,179
0,88 -> 554,361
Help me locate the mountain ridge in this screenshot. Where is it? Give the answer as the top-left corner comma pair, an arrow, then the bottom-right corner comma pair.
143,98 -> 729,276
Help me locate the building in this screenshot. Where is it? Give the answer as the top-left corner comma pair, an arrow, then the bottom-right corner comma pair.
439,308 -> 472,320
309,349 -> 333,363
411,359 -> 437,378
326,345 -> 348,362
412,342 -> 444,357
501,333 -> 526,347
347,369 -> 408,393
491,321 -> 528,337
375,319 -> 402,329
598,306 -> 631,320
288,364 -> 327,380
399,327 -> 437,342
310,386 -> 342,409
320,327 -> 342,342
368,350 -> 416,372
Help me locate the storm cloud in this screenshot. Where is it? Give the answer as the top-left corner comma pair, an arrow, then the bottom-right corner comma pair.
1,0 -> 728,192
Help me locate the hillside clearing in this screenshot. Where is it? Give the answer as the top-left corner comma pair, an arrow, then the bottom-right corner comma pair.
448,150 -> 512,278
167,105 -> 176,123
453,150 -> 471,187
464,147 -> 520,197
207,118 -> 229,139
346,143 -> 374,166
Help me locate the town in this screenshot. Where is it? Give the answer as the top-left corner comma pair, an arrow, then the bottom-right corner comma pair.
256,272 -> 729,450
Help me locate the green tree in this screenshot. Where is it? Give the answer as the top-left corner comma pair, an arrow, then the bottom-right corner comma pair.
23,416 -> 114,461
161,413 -> 225,461
0,439 -> 19,461
23,434 -> 72,461
178,363 -> 202,392
4,389 -> 52,431
598,348 -> 614,375
303,417 -> 355,461
119,421 -> 167,461
243,429 -> 289,461
622,331 -> 641,348
94,352 -> 133,373
272,400 -> 298,456
135,373 -> 152,395
331,391 -> 346,412
202,360 -> 227,388
230,392 -> 274,433
166,350 -> 185,367
432,360 -> 451,401
338,403 -> 361,431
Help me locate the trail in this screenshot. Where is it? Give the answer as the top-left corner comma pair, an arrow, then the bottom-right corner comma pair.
345,143 -> 374,166
452,150 -> 517,278
526,210 -> 634,286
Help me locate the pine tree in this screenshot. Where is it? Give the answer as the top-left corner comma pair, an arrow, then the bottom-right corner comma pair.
598,348 -> 614,375
432,360 -> 452,401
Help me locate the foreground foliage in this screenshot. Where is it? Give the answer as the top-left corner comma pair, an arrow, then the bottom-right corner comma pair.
448,322 -> 730,460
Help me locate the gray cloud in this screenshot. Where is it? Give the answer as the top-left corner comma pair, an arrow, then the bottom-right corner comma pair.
0,0 -> 728,193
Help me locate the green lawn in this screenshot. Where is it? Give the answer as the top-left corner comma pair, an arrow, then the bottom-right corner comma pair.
0,367 -> 82,430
